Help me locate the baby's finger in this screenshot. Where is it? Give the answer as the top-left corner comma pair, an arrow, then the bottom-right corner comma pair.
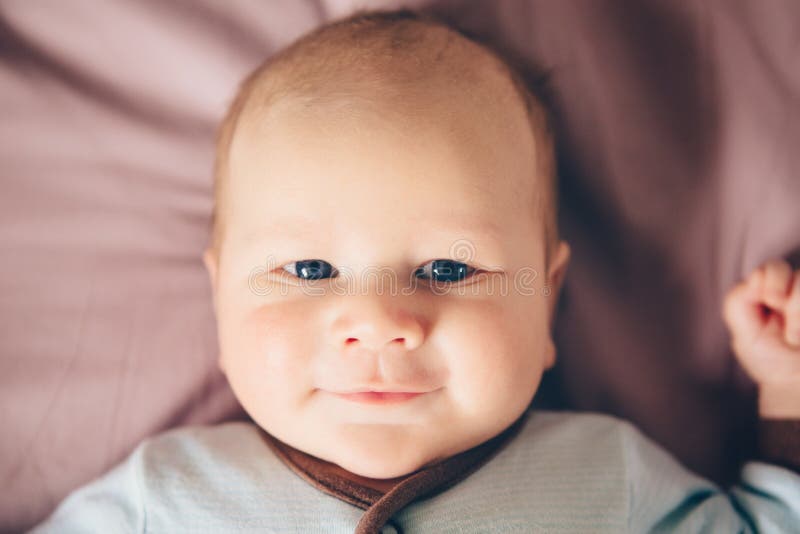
785,271 -> 800,347
723,276 -> 763,347
762,259 -> 793,310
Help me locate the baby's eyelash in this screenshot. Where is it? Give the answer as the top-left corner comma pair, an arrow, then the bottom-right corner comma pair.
414,259 -> 478,283
277,258 -> 481,284
281,259 -> 337,280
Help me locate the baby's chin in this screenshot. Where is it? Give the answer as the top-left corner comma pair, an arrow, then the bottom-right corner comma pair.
320,424 -> 447,480
335,458 -> 421,483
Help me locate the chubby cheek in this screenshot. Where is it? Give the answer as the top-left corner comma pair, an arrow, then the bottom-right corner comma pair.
443,297 -> 547,420
218,297 -> 320,427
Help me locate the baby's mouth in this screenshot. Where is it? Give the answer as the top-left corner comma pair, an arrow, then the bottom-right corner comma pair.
330,390 -> 426,404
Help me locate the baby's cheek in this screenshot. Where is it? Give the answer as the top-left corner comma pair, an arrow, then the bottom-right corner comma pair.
442,299 -> 539,412
223,300 -> 321,406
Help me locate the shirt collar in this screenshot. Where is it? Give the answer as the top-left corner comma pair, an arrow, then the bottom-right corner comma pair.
259,408 -> 530,533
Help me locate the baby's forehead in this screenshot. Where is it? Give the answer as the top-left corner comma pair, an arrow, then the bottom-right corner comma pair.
230,65 -> 544,208
237,60 -> 530,166
235,84 -> 536,189
211,14 -> 556,259
227,12 -> 548,191
229,96 -> 544,243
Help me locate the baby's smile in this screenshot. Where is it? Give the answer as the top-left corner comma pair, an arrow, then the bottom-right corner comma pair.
331,391 -> 427,404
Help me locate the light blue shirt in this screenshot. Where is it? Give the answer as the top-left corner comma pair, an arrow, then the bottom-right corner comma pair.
30,410 -> 800,533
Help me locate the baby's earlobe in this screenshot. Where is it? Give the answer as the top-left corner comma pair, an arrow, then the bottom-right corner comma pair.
543,338 -> 557,369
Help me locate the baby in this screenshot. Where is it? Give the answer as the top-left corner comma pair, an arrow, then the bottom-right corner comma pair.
32,8 -> 800,534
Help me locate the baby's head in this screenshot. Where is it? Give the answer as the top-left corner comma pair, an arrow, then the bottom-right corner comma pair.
203,9 -> 570,485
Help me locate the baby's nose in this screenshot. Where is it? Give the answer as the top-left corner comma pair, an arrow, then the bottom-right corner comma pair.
330,296 -> 425,352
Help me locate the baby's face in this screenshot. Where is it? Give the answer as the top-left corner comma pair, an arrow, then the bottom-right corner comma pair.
205,91 -> 568,482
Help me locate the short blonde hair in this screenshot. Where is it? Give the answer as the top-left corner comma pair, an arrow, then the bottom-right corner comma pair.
209,8 -> 559,269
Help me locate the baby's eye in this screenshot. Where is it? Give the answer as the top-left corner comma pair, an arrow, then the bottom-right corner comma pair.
414,259 -> 477,283
282,259 -> 338,280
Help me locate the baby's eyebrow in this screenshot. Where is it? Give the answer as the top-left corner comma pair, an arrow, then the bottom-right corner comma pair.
245,215 -> 323,243
244,214 -> 504,245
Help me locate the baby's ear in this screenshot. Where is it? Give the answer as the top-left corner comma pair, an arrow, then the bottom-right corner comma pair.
202,248 -> 225,374
543,337 -> 557,370
546,241 -> 571,325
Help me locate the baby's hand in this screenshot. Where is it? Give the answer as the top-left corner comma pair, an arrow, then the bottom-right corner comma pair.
723,259 -> 800,418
